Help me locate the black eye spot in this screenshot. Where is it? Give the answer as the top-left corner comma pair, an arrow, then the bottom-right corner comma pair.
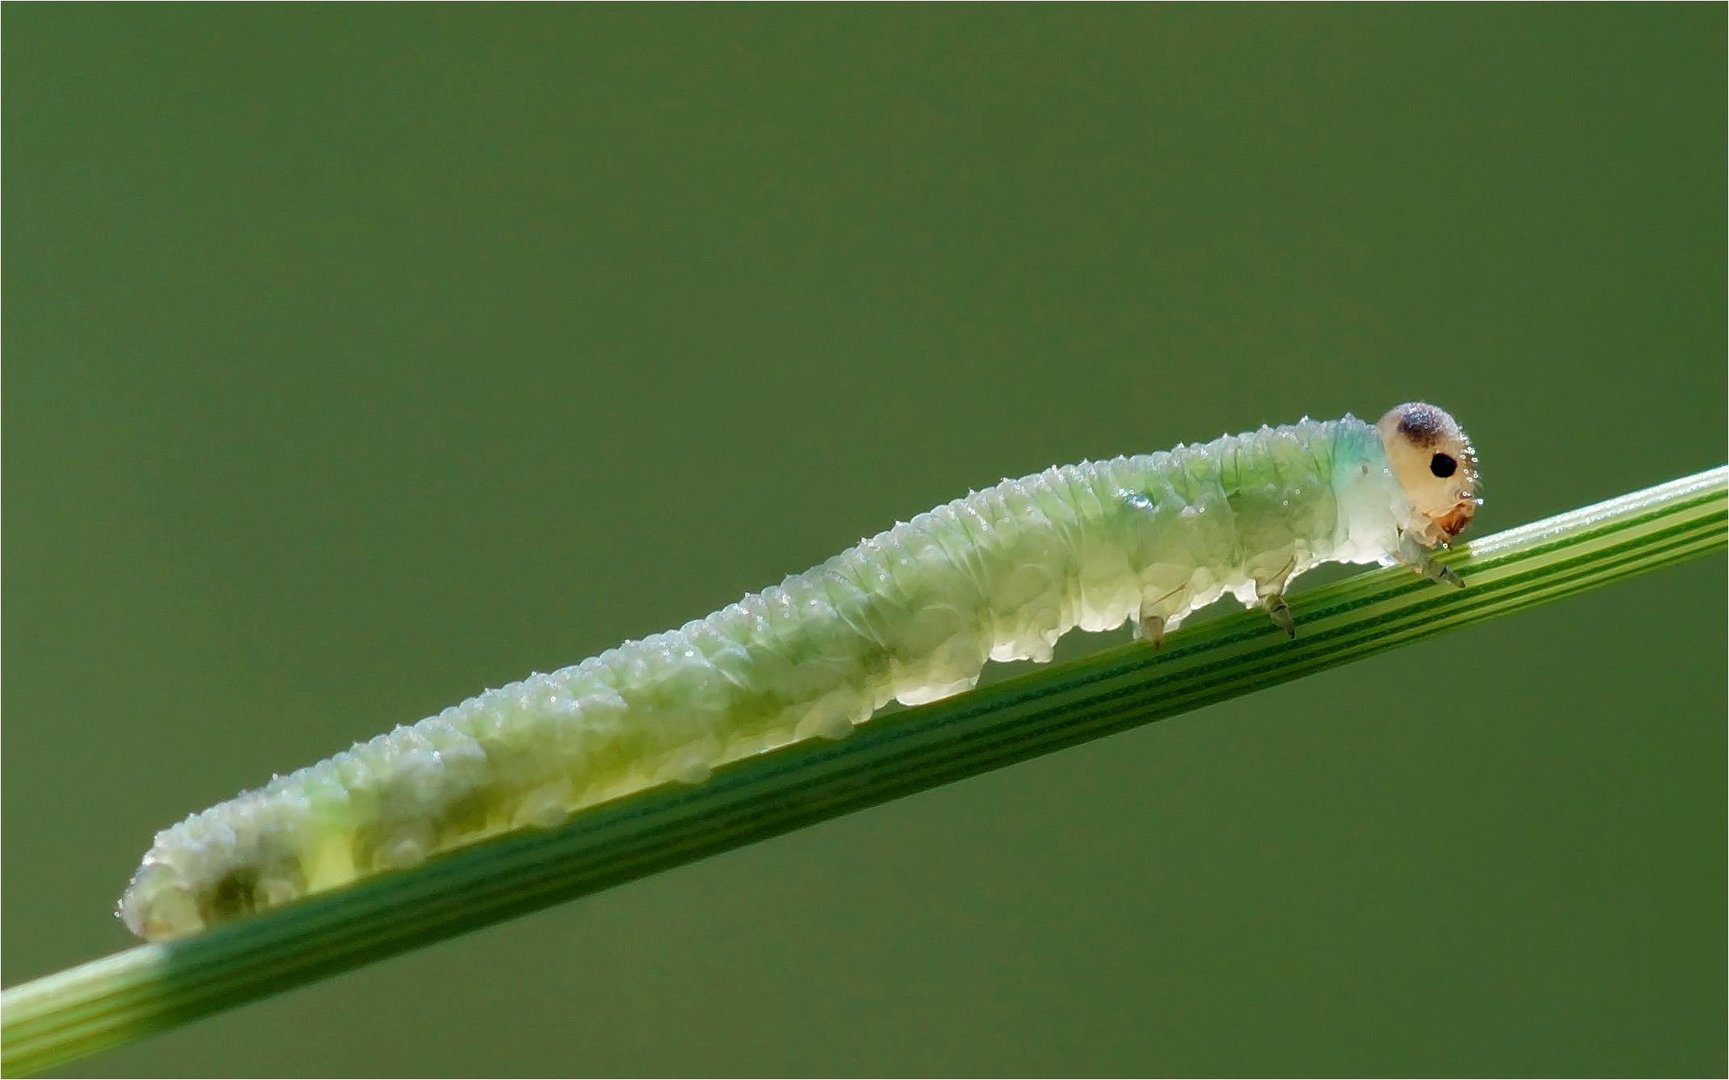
1430,453 -> 1458,478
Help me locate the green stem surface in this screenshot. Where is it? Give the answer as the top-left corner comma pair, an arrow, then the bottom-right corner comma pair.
5,465 -> 1725,1076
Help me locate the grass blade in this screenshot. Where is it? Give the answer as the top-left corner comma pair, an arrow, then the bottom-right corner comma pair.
4,465 -> 1724,1076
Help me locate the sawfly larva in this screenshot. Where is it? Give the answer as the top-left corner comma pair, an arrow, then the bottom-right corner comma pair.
120,402 -> 1480,940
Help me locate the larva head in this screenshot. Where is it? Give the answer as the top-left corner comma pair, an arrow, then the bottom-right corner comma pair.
1376,402 -> 1481,545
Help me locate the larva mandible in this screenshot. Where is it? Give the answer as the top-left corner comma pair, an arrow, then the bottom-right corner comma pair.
120,402 -> 1480,941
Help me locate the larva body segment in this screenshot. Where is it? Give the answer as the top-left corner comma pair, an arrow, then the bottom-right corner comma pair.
120,408 -> 1477,941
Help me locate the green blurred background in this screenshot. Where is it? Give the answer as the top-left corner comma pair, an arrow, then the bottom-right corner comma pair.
5,7 -> 1724,1076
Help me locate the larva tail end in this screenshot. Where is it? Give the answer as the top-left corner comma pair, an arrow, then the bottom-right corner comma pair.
118,860 -> 206,942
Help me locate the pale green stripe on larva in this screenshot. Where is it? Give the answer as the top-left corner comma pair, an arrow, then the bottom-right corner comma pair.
119,403 -> 1482,941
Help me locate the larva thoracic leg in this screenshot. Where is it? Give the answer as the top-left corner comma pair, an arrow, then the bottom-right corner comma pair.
1396,529 -> 1468,588
1260,592 -> 1298,638
118,403 -> 1481,941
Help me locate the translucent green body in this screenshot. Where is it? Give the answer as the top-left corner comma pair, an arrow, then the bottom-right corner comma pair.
121,413 -> 1416,940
